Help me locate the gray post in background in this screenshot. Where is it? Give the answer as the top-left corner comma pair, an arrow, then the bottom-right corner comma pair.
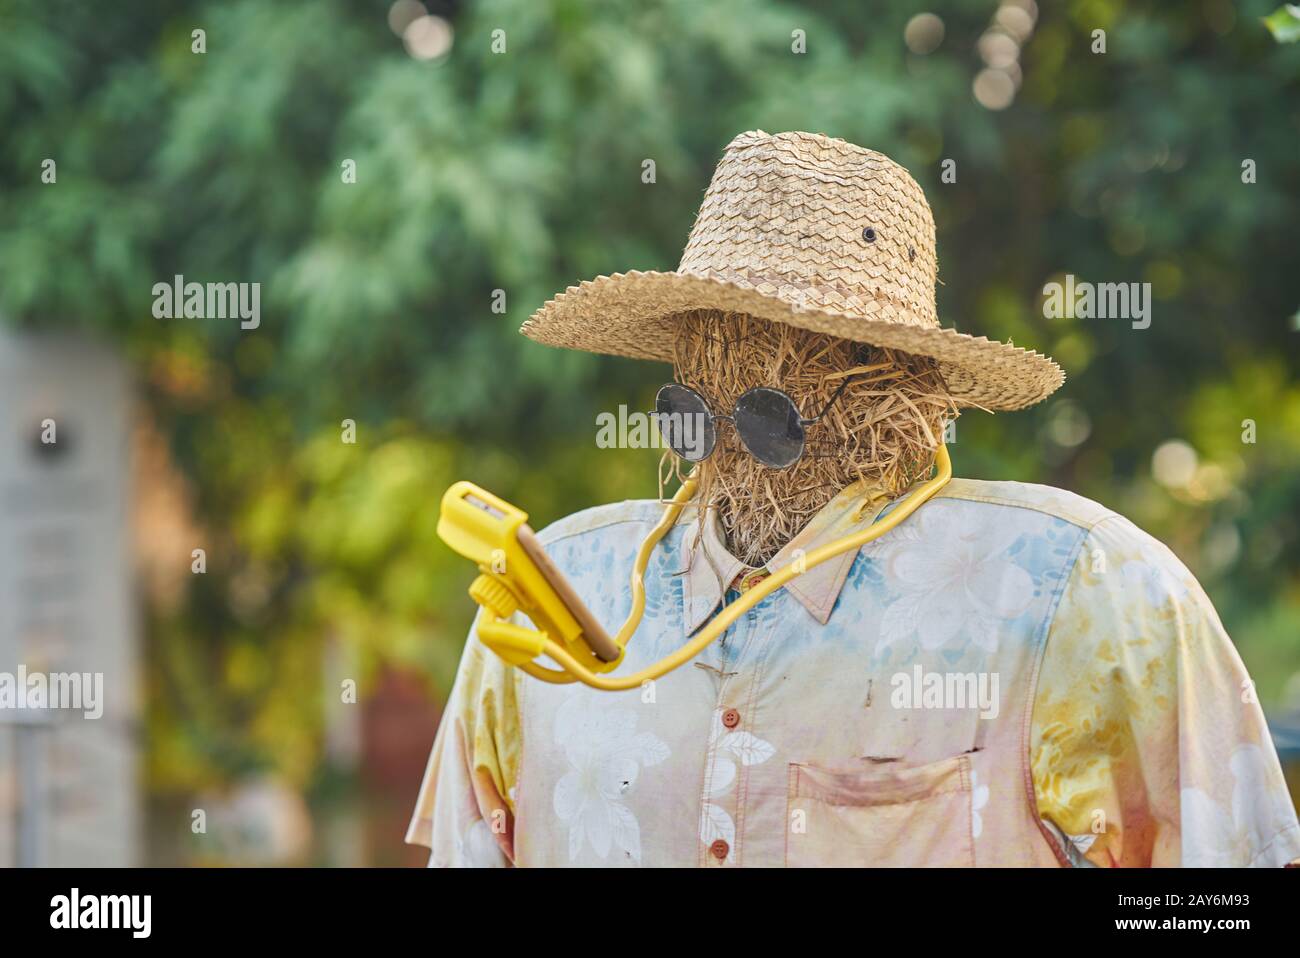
0,330 -> 139,866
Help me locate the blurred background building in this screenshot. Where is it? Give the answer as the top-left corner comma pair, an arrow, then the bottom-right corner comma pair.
0,331 -> 138,865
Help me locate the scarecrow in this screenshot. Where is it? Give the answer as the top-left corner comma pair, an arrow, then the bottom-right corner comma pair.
408,131 -> 1299,867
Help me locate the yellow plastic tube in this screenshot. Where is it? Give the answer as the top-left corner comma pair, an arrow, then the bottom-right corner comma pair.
512,444 -> 953,690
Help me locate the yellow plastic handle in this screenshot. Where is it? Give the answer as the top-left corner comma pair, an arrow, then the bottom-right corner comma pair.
438,481 -> 614,676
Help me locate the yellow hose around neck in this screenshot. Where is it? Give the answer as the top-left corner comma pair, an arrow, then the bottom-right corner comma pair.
516,444 -> 952,690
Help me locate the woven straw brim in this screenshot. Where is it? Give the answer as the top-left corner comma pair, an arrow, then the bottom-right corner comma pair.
521,270 -> 1064,411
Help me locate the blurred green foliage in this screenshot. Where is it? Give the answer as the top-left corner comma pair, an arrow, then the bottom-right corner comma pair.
1264,4 -> 1300,41
2,0 -> 1298,807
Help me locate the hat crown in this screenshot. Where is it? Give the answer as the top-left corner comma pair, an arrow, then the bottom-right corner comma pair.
678,130 -> 938,329
521,129 -> 1063,412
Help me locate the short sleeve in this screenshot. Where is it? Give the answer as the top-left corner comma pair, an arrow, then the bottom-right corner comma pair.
405,614 -> 523,867
1031,515 -> 1300,867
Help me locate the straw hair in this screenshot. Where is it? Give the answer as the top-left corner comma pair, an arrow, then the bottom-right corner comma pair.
672,309 -> 958,567
522,130 -> 1063,411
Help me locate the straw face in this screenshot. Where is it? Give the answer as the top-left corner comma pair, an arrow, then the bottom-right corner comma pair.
521,130 -> 1063,411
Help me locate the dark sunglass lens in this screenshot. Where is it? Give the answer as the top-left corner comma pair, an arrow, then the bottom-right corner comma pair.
733,388 -> 805,468
654,384 -> 716,462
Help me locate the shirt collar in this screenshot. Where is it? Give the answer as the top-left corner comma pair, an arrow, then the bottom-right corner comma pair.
671,479 -> 896,634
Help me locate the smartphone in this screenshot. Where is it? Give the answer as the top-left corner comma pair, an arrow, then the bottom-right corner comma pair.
515,524 -> 620,663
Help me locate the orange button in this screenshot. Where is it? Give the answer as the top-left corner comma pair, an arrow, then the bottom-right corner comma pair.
710,839 -> 729,861
722,708 -> 741,729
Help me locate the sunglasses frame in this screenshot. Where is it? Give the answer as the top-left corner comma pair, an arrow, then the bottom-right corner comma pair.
654,377 -> 855,469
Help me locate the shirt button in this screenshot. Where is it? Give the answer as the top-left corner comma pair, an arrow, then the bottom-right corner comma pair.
710,839 -> 729,861
722,708 -> 741,729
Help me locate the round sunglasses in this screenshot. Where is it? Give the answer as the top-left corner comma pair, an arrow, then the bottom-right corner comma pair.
654,378 -> 855,469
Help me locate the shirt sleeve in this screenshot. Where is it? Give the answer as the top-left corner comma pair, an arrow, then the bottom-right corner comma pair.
405,613 -> 523,867
1031,514 -> 1300,867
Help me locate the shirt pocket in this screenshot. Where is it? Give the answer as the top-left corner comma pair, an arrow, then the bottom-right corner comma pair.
784,754 -> 974,867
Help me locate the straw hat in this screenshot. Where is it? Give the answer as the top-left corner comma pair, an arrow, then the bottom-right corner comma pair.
521,130 -> 1062,410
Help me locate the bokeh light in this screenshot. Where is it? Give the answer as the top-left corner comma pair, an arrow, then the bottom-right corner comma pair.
973,68 -> 1016,110
1152,439 -> 1199,489
904,13 -> 945,55
387,0 -> 426,37
403,14 -> 453,61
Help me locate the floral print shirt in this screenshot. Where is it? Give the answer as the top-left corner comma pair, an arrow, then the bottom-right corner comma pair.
407,477 -> 1300,867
